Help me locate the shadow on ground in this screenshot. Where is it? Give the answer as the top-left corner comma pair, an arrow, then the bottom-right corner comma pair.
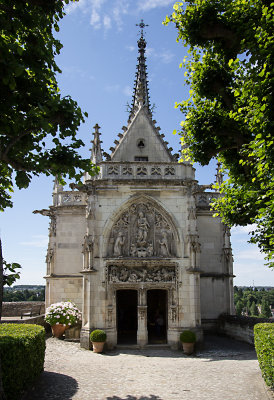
22,371 -> 78,400
105,334 -> 257,362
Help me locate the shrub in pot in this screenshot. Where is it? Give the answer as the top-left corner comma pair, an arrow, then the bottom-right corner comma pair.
90,329 -> 107,353
180,330 -> 196,355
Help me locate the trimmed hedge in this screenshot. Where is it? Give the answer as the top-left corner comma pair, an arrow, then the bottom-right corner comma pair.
0,323 -> 46,399
254,323 -> 274,388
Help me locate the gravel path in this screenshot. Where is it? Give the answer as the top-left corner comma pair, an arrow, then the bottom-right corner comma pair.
23,335 -> 272,400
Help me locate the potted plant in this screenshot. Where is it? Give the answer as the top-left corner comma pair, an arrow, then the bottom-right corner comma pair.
45,301 -> 82,338
90,329 -> 107,353
180,330 -> 196,355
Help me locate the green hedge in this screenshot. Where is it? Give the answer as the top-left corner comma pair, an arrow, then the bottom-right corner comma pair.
254,323 -> 274,388
0,323 -> 46,399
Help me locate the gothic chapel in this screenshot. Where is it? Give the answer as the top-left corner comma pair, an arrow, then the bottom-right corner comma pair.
37,25 -> 234,349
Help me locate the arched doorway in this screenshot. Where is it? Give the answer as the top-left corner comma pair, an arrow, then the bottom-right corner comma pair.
147,289 -> 167,344
116,289 -> 138,344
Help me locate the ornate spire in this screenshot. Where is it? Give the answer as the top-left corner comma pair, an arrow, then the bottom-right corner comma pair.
215,161 -> 224,189
129,20 -> 152,121
91,123 -> 103,164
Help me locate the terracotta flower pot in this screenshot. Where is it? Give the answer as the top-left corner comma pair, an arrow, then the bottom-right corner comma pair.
51,324 -> 67,338
92,341 -> 105,353
182,342 -> 195,355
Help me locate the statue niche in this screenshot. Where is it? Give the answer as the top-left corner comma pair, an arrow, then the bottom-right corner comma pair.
109,201 -> 176,258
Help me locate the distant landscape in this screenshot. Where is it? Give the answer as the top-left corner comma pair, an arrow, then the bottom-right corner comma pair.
3,285 -> 45,302
3,285 -> 273,319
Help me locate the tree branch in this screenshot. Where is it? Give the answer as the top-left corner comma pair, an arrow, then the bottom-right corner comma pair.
200,22 -> 240,52
1,131 -> 30,161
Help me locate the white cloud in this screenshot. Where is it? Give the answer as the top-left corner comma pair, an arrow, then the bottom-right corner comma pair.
123,85 -> 132,96
61,66 -> 95,80
65,0 -> 88,14
64,0 -> 174,31
103,15 -> 112,30
145,47 -> 155,57
157,49 -> 175,64
235,248 -> 264,261
90,8 -> 101,29
113,0 -> 129,30
126,45 -> 135,52
65,0 -> 129,31
20,235 -> 48,248
137,0 -> 174,11
104,84 -> 121,92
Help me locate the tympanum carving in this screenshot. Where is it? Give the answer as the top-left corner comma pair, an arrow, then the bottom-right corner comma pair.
109,201 -> 176,258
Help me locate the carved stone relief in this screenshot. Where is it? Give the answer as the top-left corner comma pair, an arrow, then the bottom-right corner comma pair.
62,194 -> 82,204
109,201 -> 176,258
136,166 -> 147,176
46,245 -> 55,275
107,306 -> 113,327
122,166 -> 133,175
82,234 -> 95,270
187,234 -> 201,268
223,248 -> 233,262
138,306 -> 147,320
151,167 -> 161,175
86,196 -> 96,219
108,166 -> 119,175
108,265 -> 176,283
164,166 -> 175,176
49,215 -> 56,236
187,206 -> 196,220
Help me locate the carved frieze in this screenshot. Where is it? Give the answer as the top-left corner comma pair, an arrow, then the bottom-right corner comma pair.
136,166 -> 147,176
151,167 -> 161,175
108,265 -> 176,283
164,166 -> 175,176
62,194 -> 82,204
122,166 -> 133,175
109,200 -> 176,258
108,166 -> 119,175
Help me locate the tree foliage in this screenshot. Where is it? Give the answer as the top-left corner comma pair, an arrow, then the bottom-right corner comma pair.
234,285 -> 274,317
165,1 -> 274,267
0,0 -> 98,211
3,287 -> 45,302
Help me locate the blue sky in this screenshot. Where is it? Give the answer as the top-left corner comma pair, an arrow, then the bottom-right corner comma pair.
1,0 -> 273,287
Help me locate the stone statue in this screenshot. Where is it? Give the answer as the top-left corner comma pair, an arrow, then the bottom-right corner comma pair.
114,232 -> 125,256
159,231 -> 170,257
130,243 -> 137,257
147,242 -> 153,257
136,211 -> 150,244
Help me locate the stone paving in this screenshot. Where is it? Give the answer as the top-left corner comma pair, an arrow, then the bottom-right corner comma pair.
23,335 -> 273,400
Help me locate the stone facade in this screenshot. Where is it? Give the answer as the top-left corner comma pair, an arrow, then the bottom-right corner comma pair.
35,31 -> 234,349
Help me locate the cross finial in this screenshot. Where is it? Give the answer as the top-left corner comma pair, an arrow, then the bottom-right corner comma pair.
136,19 -> 149,38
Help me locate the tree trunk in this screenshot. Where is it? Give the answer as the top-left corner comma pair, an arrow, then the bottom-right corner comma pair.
0,238 -> 3,321
0,239 -> 6,400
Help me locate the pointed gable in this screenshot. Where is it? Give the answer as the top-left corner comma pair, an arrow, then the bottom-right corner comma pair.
111,107 -> 173,162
